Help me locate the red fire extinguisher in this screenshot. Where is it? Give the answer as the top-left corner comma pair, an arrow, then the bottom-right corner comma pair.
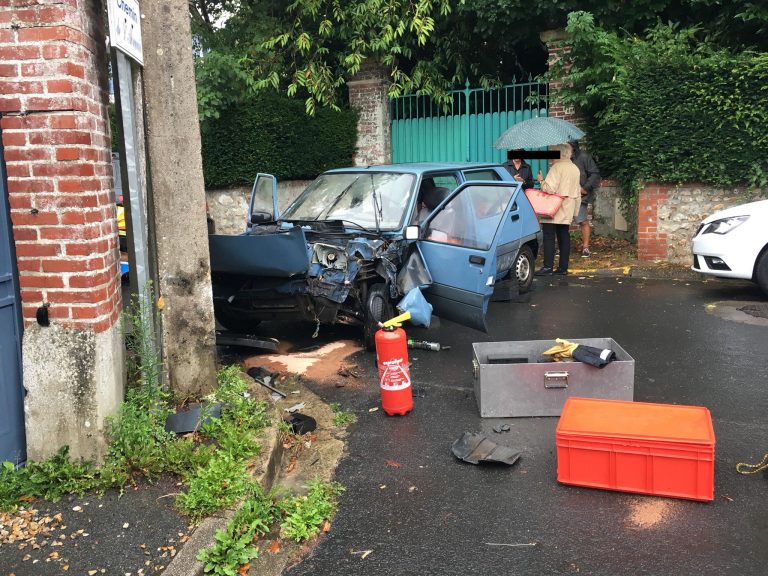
375,312 -> 413,416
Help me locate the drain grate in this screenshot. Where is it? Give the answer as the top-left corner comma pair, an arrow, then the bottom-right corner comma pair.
738,303 -> 768,319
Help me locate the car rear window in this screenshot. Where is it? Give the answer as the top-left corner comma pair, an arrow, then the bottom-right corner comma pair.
463,169 -> 502,182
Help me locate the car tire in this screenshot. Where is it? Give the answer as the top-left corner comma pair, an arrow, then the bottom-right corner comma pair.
214,300 -> 261,333
756,250 -> 768,298
514,245 -> 535,293
363,283 -> 393,352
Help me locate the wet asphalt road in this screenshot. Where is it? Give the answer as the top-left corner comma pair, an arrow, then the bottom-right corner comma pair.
280,276 -> 768,576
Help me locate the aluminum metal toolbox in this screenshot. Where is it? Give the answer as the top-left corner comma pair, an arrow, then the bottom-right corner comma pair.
472,338 -> 634,417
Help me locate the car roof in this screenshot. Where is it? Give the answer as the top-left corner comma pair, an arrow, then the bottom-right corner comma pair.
324,162 -> 503,175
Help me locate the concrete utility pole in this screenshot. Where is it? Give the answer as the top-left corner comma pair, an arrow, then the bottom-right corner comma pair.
139,0 -> 217,398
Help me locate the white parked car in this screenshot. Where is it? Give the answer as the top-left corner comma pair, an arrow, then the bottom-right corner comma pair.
691,199 -> 768,296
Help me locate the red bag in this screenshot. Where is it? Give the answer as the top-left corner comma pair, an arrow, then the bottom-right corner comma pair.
524,188 -> 564,218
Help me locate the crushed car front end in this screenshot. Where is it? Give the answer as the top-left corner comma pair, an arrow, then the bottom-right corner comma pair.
210,170 -> 417,342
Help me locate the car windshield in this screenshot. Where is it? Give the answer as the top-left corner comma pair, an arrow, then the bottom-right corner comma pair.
280,172 -> 416,231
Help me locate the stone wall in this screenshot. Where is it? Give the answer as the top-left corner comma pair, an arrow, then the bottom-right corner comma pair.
207,180 -> 313,235
592,182 -> 634,241
639,183 -> 767,264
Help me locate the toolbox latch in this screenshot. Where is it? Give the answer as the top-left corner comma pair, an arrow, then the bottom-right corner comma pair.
544,371 -> 568,389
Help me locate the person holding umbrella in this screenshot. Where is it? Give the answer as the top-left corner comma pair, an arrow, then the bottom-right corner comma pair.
534,144 -> 582,276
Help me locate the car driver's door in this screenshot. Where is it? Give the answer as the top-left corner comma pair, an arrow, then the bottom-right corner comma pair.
416,182 -> 520,332
246,173 -> 279,232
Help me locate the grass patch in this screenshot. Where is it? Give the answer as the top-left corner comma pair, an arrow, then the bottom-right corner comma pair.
197,487 -> 278,575
278,480 -> 345,542
0,290 -> 271,521
329,403 -> 357,428
198,480 -> 344,575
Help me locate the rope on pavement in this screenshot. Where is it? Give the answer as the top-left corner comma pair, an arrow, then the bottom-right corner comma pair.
736,453 -> 768,475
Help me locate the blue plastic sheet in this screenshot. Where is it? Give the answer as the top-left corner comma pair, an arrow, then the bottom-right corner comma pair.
397,287 -> 433,328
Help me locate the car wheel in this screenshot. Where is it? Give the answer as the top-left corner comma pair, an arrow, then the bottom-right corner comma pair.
214,300 -> 261,333
363,283 -> 393,352
756,250 -> 768,298
514,245 -> 535,293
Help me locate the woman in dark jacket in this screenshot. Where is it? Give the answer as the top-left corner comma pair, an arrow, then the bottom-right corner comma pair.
504,149 -> 535,189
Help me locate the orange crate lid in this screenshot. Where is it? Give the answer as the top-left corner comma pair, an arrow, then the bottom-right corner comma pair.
557,398 -> 714,445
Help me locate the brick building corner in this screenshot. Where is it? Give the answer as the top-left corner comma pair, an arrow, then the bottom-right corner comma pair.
347,62 -> 391,166
0,0 -> 124,462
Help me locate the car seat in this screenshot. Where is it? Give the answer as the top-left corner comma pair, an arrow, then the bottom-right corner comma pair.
422,186 -> 450,211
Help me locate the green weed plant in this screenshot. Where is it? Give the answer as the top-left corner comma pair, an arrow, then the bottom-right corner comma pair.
278,480 -> 345,542
197,488 -> 278,575
198,480 -> 343,575
329,403 -> 357,428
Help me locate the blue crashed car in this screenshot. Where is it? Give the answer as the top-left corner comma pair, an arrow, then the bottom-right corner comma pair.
209,163 -> 542,348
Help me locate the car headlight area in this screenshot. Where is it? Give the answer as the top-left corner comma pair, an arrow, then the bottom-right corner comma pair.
699,215 -> 749,235
691,215 -> 758,280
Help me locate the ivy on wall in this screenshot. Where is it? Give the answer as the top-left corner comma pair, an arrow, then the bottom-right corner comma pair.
201,92 -> 358,188
552,12 -> 768,202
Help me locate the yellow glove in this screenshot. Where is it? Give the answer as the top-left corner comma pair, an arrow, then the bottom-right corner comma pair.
542,338 -> 578,362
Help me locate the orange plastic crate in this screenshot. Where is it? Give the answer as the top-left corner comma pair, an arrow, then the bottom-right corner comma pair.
556,397 -> 715,501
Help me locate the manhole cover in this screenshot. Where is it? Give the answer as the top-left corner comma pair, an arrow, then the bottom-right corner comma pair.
738,303 -> 768,319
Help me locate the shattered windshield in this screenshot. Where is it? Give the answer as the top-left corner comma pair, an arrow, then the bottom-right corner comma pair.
281,172 -> 416,231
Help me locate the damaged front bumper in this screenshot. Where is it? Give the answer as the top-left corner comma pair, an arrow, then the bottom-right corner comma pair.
209,225 -> 404,324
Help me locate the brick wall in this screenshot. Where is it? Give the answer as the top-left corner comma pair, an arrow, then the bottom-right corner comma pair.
0,0 -> 119,332
540,29 -> 583,128
638,183 -> 767,264
347,62 -> 391,166
637,184 -> 669,261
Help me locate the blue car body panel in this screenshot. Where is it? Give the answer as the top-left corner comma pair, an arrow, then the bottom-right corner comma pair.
209,226 -> 310,277
416,181 -> 523,332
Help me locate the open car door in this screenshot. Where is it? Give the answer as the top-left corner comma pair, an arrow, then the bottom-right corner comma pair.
416,181 -> 521,332
246,173 -> 279,232
211,172 -> 309,278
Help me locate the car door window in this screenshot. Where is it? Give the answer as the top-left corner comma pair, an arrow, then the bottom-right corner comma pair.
412,173 -> 460,224
431,174 -> 460,189
250,173 -> 277,223
425,185 -> 514,250
463,169 -> 502,182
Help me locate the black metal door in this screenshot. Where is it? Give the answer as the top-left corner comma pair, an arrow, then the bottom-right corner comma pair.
0,125 -> 26,464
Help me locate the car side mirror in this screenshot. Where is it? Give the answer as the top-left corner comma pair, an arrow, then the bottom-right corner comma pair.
250,211 -> 273,224
405,225 -> 419,241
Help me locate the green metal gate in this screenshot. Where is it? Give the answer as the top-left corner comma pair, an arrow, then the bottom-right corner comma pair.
391,78 -> 548,172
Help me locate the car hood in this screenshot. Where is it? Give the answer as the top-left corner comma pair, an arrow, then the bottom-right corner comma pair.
701,199 -> 768,224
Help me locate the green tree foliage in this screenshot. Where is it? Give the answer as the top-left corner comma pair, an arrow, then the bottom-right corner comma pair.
190,1 -> 767,121
463,1 -> 768,52
191,1 -> 286,122
201,91 -> 357,187
254,0 -> 456,114
552,12 -> 768,199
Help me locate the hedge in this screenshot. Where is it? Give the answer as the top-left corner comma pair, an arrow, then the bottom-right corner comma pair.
557,14 -> 768,200
201,92 -> 358,187
590,50 -> 768,193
